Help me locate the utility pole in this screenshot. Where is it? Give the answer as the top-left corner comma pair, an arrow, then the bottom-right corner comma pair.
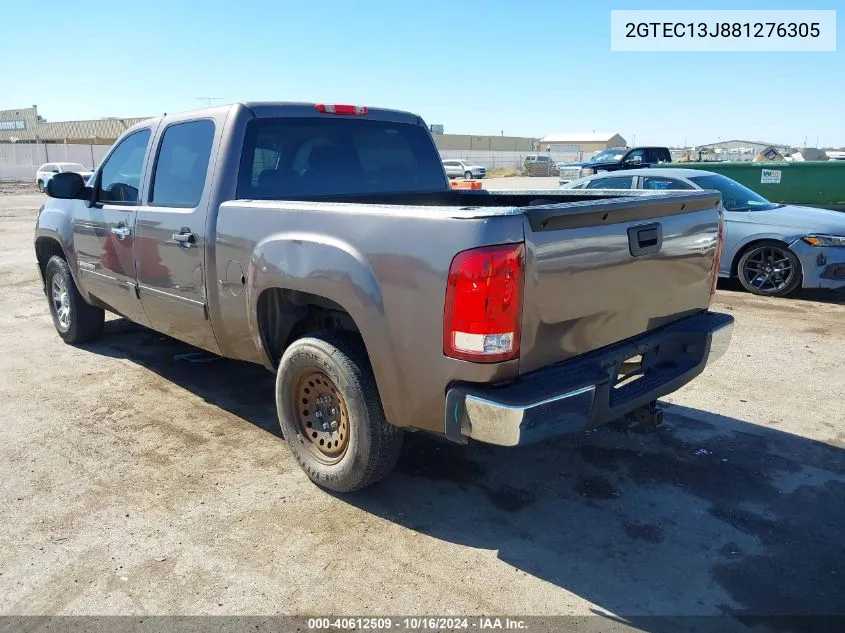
197,97 -> 224,107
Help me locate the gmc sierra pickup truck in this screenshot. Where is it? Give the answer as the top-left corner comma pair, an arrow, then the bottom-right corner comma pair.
35,102 -> 732,491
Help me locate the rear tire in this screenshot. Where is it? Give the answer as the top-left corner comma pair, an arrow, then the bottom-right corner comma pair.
275,331 -> 403,492
736,240 -> 802,297
45,255 -> 105,344
464,170 -> 472,180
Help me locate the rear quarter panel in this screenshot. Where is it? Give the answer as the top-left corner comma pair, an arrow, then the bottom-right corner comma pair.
213,201 -> 525,433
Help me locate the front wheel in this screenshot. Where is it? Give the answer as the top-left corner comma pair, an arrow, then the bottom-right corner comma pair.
37,180 -> 44,193
275,332 -> 403,492
464,171 -> 472,180
45,256 -> 105,343
737,241 -> 802,297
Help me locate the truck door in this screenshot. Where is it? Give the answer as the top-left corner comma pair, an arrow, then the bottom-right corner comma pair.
134,115 -> 221,354
72,126 -> 156,326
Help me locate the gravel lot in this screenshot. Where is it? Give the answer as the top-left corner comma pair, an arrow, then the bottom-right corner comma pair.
1,183 -> 844,624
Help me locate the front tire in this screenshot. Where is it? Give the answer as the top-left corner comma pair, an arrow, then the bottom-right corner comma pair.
45,256 -> 105,344
37,180 -> 44,193
464,170 -> 473,180
275,332 -> 403,492
737,241 -> 802,297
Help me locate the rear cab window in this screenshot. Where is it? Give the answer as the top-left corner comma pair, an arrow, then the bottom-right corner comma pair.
238,117 -> 447,198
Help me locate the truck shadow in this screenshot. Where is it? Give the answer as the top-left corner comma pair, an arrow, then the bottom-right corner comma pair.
85,319 -> 845,632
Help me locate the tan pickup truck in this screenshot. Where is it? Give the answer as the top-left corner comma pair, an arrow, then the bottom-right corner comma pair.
34,101 -> 732,491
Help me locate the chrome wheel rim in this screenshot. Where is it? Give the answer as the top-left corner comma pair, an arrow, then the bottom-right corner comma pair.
293,370 -> 349,465
51,275 -> 71,331
742,246 -> 794,294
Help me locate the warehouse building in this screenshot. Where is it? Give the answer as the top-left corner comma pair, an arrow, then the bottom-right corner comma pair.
0,105 -> 149,144
538,132 -> 627,154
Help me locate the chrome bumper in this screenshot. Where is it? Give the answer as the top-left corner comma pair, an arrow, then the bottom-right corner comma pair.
445,311 -> 734,447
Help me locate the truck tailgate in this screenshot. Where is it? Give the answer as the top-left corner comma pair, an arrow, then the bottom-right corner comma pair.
518,191 -> 722,374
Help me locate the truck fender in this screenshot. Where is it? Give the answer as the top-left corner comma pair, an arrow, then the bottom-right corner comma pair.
247,232 -> 406,426
34,202 -> 86,298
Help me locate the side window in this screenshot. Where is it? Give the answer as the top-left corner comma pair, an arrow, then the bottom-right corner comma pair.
642,177 -> 693,190
586,176 -> 633,189
98,129 -> 151,204
150,120 -> 215,207
645,148 -> 668,163
45,164 -> 58,173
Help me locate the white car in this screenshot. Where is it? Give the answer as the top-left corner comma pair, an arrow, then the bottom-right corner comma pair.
442,160 -> 486,180
35,162 -> 95,193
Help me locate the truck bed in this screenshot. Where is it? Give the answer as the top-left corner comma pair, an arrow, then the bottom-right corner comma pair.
221,189 -> 722,377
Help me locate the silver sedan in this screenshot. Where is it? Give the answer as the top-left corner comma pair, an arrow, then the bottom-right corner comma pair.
562,168 -> 845,297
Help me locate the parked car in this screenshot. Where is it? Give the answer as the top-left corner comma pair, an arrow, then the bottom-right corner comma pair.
35,162 -> 94,193
442,159 -> 486,179
35,102 -> 732,491
522,154 -> 558,176
562,168 -> 845,297
557,147 -> 672,184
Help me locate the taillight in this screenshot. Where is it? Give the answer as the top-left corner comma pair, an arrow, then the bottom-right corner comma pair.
711,213 -> 725,295
314,103 -> 368,116
443,243 -> 525,363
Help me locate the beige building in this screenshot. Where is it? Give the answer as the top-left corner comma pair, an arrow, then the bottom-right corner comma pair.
538,132 -> 627,154
0,106 -> 150,145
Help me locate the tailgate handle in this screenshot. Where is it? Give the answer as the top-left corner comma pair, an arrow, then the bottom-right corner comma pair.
628,223 -> 663,257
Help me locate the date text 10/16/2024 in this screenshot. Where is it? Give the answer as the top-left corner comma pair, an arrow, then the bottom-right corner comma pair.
307,617 -> 528,630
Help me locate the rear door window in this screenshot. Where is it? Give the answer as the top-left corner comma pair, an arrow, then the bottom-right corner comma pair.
150,120 -> 216,207
641,176 -> 693,190
239,117 -> 447,198
586,175 -> 633,189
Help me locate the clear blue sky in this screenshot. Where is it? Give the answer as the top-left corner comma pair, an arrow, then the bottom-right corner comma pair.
2,0 -> 842,146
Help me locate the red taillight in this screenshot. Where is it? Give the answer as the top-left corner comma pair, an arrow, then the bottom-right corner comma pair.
711,214 -> 725,296
443,243 -> 525,363
314,103 -> 368,116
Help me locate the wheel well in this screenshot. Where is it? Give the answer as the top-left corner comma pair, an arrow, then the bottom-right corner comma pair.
730,238 -> 790,278
35,237 -> 65,283
257,288 -> 361,366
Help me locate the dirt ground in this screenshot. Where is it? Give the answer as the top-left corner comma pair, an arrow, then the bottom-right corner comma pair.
1,186 -> 844,626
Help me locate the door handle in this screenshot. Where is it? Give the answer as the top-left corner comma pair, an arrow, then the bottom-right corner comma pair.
172,232 -> 196,248
110,226 -> 131,239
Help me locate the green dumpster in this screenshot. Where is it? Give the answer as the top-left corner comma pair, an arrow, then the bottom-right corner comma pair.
653,161 -> 845,210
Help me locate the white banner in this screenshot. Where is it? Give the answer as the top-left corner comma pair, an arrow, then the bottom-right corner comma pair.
611,10 -> 836,52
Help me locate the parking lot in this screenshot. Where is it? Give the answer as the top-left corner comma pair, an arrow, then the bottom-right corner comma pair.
1,183 -> 844,622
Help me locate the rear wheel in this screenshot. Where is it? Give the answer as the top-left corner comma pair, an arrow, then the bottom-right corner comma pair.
737,241 -> 802,297
275,332 -> 402,492
464,170 -> 473,180
45,256 -> 105,344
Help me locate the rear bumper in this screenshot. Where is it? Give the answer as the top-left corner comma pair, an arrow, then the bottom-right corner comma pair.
444,311 -> 733,446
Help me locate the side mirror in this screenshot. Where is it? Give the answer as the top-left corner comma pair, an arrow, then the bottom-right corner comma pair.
627,156 -> 643,165
51,169 -> 60,174
46,172 -> 88,200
